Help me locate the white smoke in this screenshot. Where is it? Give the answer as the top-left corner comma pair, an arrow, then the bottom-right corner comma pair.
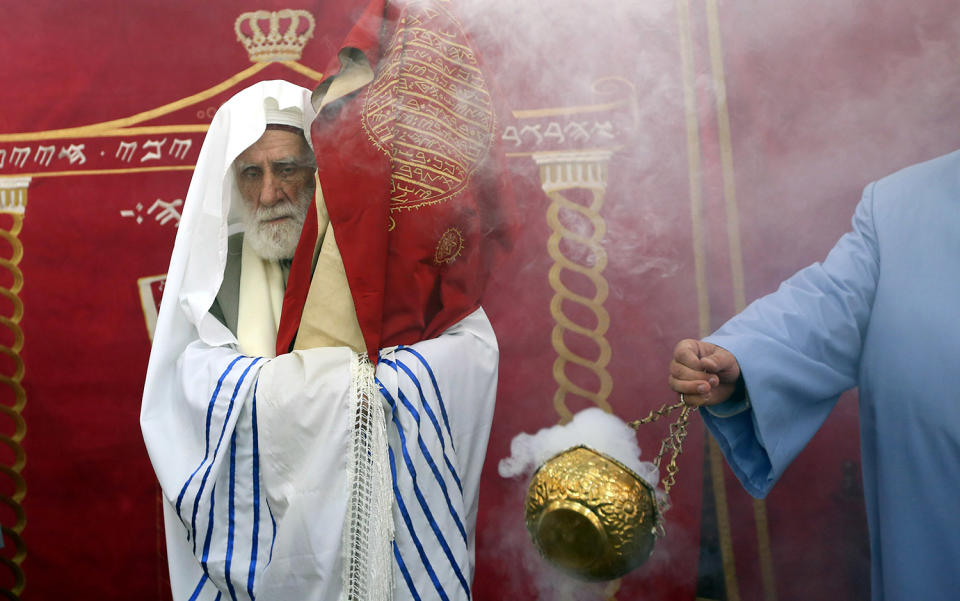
498,407 -> 660,490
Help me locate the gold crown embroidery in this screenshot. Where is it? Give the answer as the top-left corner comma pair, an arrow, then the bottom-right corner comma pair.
235,9 -> 315,62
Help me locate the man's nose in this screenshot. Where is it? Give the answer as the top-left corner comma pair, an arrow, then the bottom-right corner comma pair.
259,172 -> 285,207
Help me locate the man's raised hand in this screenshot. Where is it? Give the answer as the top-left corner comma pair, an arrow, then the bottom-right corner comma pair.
668,339 -> 741,406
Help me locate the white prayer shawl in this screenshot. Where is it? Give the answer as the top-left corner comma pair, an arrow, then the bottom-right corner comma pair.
141,81 -> 498,601
153,314 -> 496,601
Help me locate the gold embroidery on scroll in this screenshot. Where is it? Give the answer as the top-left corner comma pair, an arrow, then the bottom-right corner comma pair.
361,2 -> 495,214
434,228 -> 464,264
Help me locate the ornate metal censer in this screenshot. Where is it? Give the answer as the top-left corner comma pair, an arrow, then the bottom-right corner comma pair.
524,401 -> 692,581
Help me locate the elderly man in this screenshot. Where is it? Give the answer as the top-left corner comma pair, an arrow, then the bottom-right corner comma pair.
233,124 -> 314,261
667,150 -> 960,600
206,108 -> 315,338
142,78 -> 500,601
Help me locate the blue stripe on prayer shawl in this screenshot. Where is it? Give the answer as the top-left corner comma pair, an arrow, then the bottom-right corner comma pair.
393,356 -> 466,502
198,482 -> 217,585
225,432 -> 239,601
381,358 -> 468,545
265,498 -> 277,566
247,382 -> 262,599
388,445 -> 448,601
379,378 -> 470,598
177,355 -> 245,521
188,573 -> 208,601
397,346 -> 456,450
215,593 -> 222,601
393,391 -> 471,596
189,357 -> 262,554
393,539 -> 423,601
399,386 -> 468,545
390,356 -> 464,495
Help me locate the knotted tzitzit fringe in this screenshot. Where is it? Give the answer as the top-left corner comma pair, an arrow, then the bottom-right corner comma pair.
343,353 -> 394,601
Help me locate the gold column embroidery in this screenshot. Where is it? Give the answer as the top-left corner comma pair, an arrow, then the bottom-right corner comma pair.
0,177 -> 29,599
534,150 -> 615,424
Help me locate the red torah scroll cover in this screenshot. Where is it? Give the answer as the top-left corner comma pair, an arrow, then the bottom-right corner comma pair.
279,0 -> 515,359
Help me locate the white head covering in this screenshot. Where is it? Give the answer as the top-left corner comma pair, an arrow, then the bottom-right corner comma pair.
142,80 -> 315,425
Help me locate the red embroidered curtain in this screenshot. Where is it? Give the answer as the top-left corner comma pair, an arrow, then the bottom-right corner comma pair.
2,1 -> 959,599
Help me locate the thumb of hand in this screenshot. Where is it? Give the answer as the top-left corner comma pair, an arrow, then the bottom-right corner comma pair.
700,346 -> 737,377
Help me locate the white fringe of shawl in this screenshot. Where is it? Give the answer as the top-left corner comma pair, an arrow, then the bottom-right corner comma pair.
342,353 -> 394,601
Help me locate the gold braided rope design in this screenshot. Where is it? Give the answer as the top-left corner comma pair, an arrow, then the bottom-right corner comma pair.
539,155 -> 613,423
0,215 -> 26,598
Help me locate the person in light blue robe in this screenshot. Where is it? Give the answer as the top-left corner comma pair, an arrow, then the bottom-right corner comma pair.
668,149 -> 960,601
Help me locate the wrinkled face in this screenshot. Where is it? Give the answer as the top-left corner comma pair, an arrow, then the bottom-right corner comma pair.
234,127 -> 316,260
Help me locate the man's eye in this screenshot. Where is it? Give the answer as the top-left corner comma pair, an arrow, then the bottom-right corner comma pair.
242,168 -> 261,179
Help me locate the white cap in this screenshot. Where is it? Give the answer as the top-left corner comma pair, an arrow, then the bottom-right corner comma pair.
263,97 -> 305,129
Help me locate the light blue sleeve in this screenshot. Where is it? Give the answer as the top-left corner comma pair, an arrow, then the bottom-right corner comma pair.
701,183 -> 880,498
703,393 -> 750,418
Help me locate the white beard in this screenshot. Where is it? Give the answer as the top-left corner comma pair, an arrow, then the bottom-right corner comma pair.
243,194 -> 310,261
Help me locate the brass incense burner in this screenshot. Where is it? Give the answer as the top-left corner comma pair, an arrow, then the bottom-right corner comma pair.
524,401 -> 691,581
